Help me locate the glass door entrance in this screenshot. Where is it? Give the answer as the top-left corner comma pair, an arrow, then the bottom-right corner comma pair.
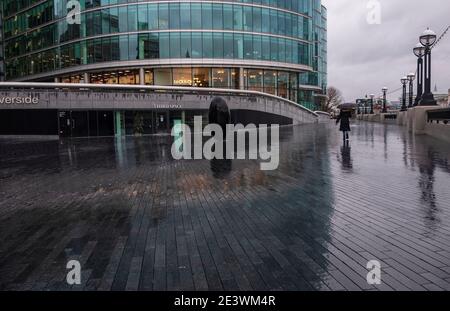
58,111 -> 114,137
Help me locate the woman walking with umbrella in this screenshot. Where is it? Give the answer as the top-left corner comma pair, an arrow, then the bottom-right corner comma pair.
336,103 -> 353,142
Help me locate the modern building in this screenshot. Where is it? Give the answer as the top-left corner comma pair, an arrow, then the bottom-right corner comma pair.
0,0 -> 327,137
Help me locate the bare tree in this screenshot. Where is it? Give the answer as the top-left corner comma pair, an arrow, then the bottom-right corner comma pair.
322,86 -> 343,112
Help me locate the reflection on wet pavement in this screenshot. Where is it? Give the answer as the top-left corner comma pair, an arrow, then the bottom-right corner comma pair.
0,121 -> 449,291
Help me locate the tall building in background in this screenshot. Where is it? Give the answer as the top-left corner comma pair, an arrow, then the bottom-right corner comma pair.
1,0 -> 326,110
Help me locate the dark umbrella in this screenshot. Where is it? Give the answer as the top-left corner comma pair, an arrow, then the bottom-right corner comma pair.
339,103 -> 356,111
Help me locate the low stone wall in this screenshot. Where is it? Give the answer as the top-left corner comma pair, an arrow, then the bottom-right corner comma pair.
358,107 -> 450,143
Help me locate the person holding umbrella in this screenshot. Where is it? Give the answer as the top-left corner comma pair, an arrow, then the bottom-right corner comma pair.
336,103 -> 353,142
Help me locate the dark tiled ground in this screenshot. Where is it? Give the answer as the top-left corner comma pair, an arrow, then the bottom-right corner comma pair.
0,121 -> 450,291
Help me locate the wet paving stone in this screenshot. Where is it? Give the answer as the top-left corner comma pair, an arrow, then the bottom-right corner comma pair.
0,121 -> 450,291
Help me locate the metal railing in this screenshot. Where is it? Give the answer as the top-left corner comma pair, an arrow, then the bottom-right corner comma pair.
0,81 -> 318,117
427,108 -> 450,124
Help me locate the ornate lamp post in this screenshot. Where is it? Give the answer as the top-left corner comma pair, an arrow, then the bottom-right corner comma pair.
370,94 -> 375,114
401,76 -> 408,111
419,28 -> 437,106
407,73 -> 415,108
413,43 -> 426,106
382,87 -> 388,113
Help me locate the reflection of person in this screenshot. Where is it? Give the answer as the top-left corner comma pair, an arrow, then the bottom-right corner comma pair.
340,145 -> 352,171
336,110 -> 352,141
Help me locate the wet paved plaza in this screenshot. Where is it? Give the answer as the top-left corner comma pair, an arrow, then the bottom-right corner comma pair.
1,121 -> 450,291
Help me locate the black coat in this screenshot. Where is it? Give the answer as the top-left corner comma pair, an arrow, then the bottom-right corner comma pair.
336,111 -> 351,132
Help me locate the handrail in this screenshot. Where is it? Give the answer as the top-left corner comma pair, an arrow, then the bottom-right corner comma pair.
314,111 -> 330,116
0,82 -> 319,117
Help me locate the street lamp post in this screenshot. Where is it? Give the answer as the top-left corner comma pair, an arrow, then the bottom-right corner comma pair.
370,94 -> 375,114
413,43 -> 426,106
401,76 -> 408,111
419,28 -> 437,106
407,73 -> 415,108
382,87 -> 388,113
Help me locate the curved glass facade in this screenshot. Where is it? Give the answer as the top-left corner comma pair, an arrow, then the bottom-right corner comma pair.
1,0 -> 327,109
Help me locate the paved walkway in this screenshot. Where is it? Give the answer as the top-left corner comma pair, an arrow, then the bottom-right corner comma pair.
0,121 -> 450,291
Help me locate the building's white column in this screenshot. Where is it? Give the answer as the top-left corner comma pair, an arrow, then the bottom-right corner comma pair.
139,68 -> 145,85
54,77 -> 59,83
84,72 -> 89,83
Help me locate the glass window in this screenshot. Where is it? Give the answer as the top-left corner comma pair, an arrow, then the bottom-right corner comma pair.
233,5 -> 243,30
292,41 -> 298,63
144,69 -> 153,85
231,68 -> 239,89
102,37 -> 112,62
119,69 -> 139,85
243,6 -> 252,31
212,4 -> 223,30
247,70 -> 263,92
212,68 -> 229,88
223,33 -> 234,58
264,70 -> 277,95
234,33 -> 243,59
119,35 -> 128,60
180,3 -> 191,28
253,35 -> 262,60
154,68 -> 172,85
138,33 -> 148,59
111,36 -> 120,61
110,7 -> 119,33
243,34 -> 252,59
201,3 -> 212,29
252,7 -> 262,33
129,34 -> 138,60
191,33 -> 202,58
270,37 -> 278,61
128,5 -> 137,32
191,4 -> 202,29
262,9 -> 270,33
94,38 -> 102,63
277,71 -> 289,98
159,33 -> 170,58
169,3 -> 180,29
193,68 -> 210,87
170,32 -> 181,58
173,68 -> 192,86
202,33 -> 213,58
148,33 -> 159,59
270,10 -> 277,34
102,9 -> 110,34
278,38 -> 286,62
118,6 -> 127,32
289,72 -> 298,102
148,4 -> 158,30
138,4 -> 148,31
278,12 -> 285,35
180,33 -> 191,58
223,5 -> 233,30
213,33 -> 223,58
262,36 -> 270,60
285,13 -> 292,37
158,3 -> 169,30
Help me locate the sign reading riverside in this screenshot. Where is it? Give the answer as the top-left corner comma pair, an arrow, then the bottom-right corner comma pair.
0,96 -> 39,105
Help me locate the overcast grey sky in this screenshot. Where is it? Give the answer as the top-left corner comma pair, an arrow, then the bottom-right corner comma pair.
322,0 -> 450,102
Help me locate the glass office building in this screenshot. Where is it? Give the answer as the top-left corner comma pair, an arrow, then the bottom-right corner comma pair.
1,0 -> 327,109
